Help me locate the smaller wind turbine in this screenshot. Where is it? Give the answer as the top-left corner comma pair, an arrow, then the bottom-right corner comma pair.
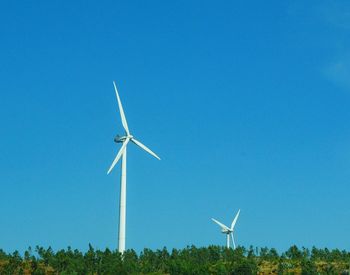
211,209 -> 240,249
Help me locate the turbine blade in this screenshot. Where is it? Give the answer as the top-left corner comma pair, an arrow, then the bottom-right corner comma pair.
113,81 -> 130,135
211,218 -> 230,231
231,233 -> 236,249
131,138 -> 160,160
107,138 -> 130,174
231,209 -> 240,230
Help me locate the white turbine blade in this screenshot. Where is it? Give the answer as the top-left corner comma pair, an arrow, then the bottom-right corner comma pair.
231,233 -> 236,249
211,218 -> 230,231
131,138 -> 160,160
113,81 -> 130,135
231,209 -> 240,230
107,138 -> 130,174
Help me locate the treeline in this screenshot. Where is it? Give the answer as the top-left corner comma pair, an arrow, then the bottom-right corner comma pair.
0,245 -> 349,274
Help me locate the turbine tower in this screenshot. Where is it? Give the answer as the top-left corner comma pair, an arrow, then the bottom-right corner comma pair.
107,81 -> 160,253
211,209 -> 240,249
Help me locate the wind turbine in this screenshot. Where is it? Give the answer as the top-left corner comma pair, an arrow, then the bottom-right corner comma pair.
211,209 -> 240,249
107,81 -> 160,253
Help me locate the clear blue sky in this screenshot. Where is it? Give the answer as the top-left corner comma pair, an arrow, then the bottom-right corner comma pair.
1,0 -> 350,253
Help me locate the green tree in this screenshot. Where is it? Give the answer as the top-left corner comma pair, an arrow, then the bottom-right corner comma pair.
285,245 -> 302,260
231,258 -> 257,275
301,259 -> 317,275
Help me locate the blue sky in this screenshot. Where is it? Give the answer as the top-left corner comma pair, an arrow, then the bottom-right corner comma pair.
1,0 -> 350,253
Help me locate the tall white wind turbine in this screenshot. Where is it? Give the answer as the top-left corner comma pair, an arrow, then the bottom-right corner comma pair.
107,81 -> 160,253
211,209 -> 240,249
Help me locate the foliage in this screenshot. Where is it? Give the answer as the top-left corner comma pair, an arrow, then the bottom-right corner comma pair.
0,245 -> 349,274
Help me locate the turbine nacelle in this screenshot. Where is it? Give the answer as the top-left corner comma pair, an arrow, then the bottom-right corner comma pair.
114,134 -> 134,143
